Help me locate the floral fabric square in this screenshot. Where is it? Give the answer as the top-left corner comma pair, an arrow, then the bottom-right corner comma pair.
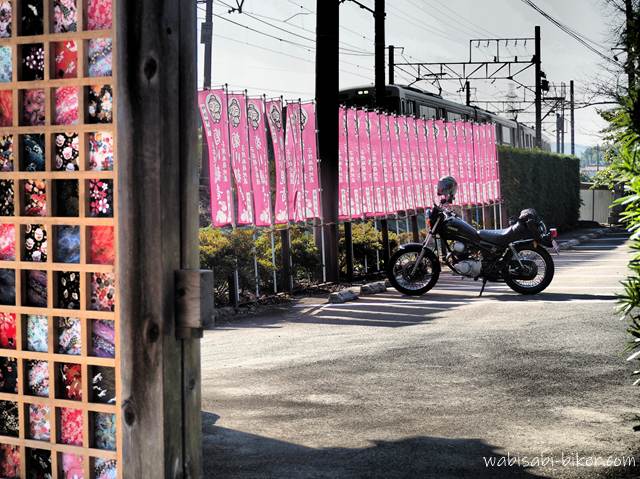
26,448 -> 51,479
0,443 -> 20,479
22,89 -> 45,126
53,0 -> 77,33
26,315 -> 48,352
90,366 -> 115,404
57,271 -> 79,309
94,458 -> 116,479
89,179 -> 112,217
21,134 -> 44,172
56,317 -> 81,355
0,269 -> 15,305
90,272 -> 114,311
28,404 -> 50,441
0,224 -> 15,260
55,133 -> 80,171
91,319 -> 114,358
54,180 -> 78,217
86,0 -> 112,30
0,312 -> 16,348
55,87 -> 79,126
21,1 -> 43,36
88,226 -> 114,264
25,270 -> 47,308
54,40 -> 77,79
54,225 -> 79,263
0,135 -> 13,172
23,224 -> 47,262
0,46 -> 11,82
0,356 -> 17,393
88,131 -> 113,171
0,1 -> 11,38
62,453 -> 84,479
20,44 -> 44,81
0,400 -> 18,436
0,90 -> 12,127
59,363 -> 81,400
87,85 -> 112,123
0,180 -> 13,216
26,360 -> 49,397
59,407 -> 83,446
88,37 -> 112,77
92,412 -> 115,450
23,180 -> 46,216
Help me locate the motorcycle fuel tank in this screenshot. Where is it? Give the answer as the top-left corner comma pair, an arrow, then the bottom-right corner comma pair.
442,217 -> 479,241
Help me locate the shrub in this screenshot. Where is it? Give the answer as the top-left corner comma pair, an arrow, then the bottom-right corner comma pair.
498,146 -> 580,230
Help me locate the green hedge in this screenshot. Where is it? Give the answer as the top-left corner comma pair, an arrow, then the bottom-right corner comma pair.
498,146 -> 580,230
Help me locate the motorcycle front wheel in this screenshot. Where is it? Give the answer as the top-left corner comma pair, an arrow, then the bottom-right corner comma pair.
505,244 -> 555,295
387,244 -> 441,296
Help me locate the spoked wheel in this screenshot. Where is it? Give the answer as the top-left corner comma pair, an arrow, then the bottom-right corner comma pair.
386,244 -> 440,296
505,244 -> 555,295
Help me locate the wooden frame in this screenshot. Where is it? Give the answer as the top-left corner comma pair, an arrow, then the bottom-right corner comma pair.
0,1 -> 120,478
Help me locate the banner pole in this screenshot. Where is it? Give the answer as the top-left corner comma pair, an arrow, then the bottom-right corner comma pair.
225,84 -> 240,306
312,99 -> 327,283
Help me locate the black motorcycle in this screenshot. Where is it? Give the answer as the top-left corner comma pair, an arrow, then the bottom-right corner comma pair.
386,176 -> 558,296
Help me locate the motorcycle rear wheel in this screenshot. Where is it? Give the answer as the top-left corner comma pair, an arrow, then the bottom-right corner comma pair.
387,244 -> 441,296
505,244 -> 555,295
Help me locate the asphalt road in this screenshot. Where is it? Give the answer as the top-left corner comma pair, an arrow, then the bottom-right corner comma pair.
201,232 -> 640,479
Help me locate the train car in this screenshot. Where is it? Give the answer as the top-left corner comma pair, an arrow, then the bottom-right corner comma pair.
338,84 -> 550,151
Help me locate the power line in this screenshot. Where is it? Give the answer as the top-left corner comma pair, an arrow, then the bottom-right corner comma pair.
519,0 -> 617,65
386,3 -> 468,47
401,0 -> 490,42
430,0 -> 498,39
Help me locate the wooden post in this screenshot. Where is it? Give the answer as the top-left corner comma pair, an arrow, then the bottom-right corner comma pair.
380,218 -> 390,266
280,228 -> 293,292
344,221 -> 354,282
410,214 -> 420,242
118,0 -> 201,477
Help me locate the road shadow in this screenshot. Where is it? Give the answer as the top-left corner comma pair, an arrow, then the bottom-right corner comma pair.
201,412 -> 548,479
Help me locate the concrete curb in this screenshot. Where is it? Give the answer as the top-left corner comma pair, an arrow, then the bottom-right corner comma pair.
360,281 -> 387,296
329,289 -> 359,304
557,228 -> 610,250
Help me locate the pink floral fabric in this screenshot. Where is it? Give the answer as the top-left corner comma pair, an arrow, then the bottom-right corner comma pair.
86,0 -> 112,30
0,223 -> 14,260
0,443 -> 19,478
0,1 -> 12,38
0,90 -> 11,127
88,132 -> 114,170
90,272 -> 115,311
0,312 -> 16,349
88,179 -> 112,217
22,89 -> 45,126
59,407 -> 83,446
61,453 -> 84,479
23,180 -> 46,216
55,87 -> 79,126
28,404 -> 50,441
54,41 -> 77,79
53,0 -> 77,33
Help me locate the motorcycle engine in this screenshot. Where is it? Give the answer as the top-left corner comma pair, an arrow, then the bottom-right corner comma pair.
450,241 -> 483,278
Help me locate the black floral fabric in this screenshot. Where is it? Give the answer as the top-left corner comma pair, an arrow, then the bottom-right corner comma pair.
54,180 -> 78,217
87,84 -> 112,123
0,400 -> 18,437
23,224 -> 46,262
57,271 -> 79,309
20,1 -> 43,36
54,132 -> 79,171
20,44 -> 44,81
26,270 -> 46,307
21,134 -> 45,172
0,268 -> 15,305
90,366 -> 115,404
0,180 -> 14,216
26,447 -> 51,479
0,356 -> 17,393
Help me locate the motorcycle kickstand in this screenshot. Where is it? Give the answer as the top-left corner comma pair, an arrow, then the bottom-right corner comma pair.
478,279 -> 488,297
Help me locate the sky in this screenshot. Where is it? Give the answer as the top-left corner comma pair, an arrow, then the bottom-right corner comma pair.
197,0 -> 622,148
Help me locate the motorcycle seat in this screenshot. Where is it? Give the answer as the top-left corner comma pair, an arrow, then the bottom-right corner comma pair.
478,224 -> 526,245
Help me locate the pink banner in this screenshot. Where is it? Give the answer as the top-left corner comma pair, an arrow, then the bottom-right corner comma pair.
389,116 -> 406,211
454,121 -> 469,206
301,102 -> 321,219
346,109 -> 363,218
227,92 -> 254,225
407,117 -> 425,209
198,89 -> 234,227
285,102 -> 304,222
479,124 -> 489,204
425,120 -> 439,202
416,119 -> 434,206
445,122 -> 459,204
266,99 -> 289,224
369,111 -> 386,215
491,124 -> 501,201
380,114 -> 397,214
338,107 -> 350,220
357,110 -> 375,217
465,122 -> 478,205
246,97 -> 272,226
397,116 -> 416,210
434,120 -> 449,183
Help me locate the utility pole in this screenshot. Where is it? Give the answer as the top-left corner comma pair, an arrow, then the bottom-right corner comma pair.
466,80 -> 471,106
570,80 -> 575,155
316,0 -> 340,283
200,0 -> 214,190
375,0 -> 391,266
556,113 -> 561,153
389,44 -> 395,84
626,0 -> 636,88
534,25 -> 542,148
560,96 -> 565,154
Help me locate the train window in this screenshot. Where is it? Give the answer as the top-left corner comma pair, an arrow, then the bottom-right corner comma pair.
405,100 -> 416,115
401,99 -> 406,114
419,105 -> 436,119
502,125 -> 512,144
447,111 -> 463,122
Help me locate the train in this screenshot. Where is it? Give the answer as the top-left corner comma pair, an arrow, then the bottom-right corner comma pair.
338,84 -> 550,151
